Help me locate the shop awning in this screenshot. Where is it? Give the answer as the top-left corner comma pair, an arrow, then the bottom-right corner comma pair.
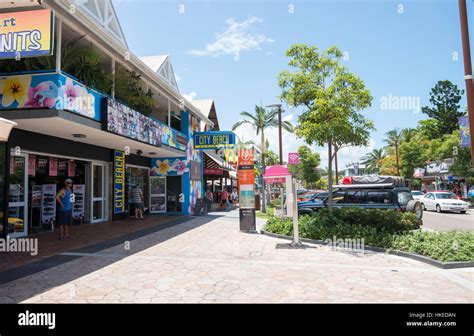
204,151 -> 236,174
263,165 -> 291,183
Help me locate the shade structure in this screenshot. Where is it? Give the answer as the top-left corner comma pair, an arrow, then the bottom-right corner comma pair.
263,165 -> 291,183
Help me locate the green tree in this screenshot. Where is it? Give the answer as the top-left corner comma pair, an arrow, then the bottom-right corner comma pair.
384,129 -> 402,176
399,140 -> 430,179
232,105 -> 293,211
298,146 -> 321,188
361,148 -> 386,174
265,150 -> 280,166
421,80 -> 465,135
279,44 -> 373,210
418,119 -> 442,140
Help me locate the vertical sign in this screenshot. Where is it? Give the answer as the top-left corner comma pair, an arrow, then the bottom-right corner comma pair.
459,116 -> 471,147
288,152 -> 299,165
72,184 -> 85,220
114,150 -> 125,214
238,149 -> 256,231
68,161 -> 75,177
28,154 -> 36,176
41,184 -> 56,226
49,157 -> 58,176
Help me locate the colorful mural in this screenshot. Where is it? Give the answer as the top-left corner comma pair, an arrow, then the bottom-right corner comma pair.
0,73 -> 103,120
150,158 -> 189,176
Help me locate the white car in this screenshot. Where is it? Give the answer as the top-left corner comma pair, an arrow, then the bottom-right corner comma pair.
411,190 -> 425,202
422,192 -> 469,214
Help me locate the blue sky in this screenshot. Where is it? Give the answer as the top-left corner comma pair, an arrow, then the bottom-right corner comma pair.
113,0 -> 472,169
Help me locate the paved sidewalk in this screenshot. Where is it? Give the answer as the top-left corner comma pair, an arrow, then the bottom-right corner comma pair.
0,210 -> 472,303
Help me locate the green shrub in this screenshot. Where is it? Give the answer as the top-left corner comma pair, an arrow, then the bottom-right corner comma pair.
264,208 -> 473,262
391,231 -> 474,262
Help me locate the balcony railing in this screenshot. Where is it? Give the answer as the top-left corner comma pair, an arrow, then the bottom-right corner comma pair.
0,71 -> 188,151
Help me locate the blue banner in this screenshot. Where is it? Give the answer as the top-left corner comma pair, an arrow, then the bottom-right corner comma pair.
459,116 -> 471,148
193,131 -> 236,149
114,150 -> 125,214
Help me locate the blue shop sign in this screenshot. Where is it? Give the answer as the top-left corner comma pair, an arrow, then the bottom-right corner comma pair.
193,131 -> 235,149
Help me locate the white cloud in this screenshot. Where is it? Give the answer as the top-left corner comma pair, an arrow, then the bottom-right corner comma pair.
183,92 -> 197,101
187,17 -> 274,57
318,140 -> 376,171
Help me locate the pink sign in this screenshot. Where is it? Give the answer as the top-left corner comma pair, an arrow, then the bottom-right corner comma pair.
49,157 -> 58,176
288,152 -> 299,164
28,155 -> 36,176
68,161 -> 75,177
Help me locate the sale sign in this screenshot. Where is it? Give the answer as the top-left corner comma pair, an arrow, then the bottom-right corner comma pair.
238,149 -> 255,209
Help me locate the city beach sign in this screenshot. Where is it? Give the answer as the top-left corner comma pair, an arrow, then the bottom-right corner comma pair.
193,131 -> 236,149
0,9 -> 54,59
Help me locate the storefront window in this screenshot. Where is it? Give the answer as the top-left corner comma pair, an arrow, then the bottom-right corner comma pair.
126,166 -> 149,216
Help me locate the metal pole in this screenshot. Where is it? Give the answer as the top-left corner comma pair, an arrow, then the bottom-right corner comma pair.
290,178 -> 301,247
459,0 -> 474,166
278,106 -> 283,165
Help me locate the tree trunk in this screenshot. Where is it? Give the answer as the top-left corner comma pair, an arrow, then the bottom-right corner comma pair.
334,144 -> 339,184
395,143 -> 400,176
261,131 -> 266,212
327,142 -> 333,212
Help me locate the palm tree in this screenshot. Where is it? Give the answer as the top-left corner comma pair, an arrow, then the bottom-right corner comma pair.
232,105 -> 293,211
361,148 -> 386,174
384,129 -> 402,176
401,128 -> 416,143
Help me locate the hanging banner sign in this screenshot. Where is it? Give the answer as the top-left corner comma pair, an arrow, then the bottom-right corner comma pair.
459,116 -> 471,148
58,160 -> 67,177
37,157 -> 48,175
193,131 -> 236,149
113,150 -> 125,214
49,157 -> 58,176
68,161 -> 75,177
0,9 -> 55,59
204,168 -> 223,175
28,155 -> 36,176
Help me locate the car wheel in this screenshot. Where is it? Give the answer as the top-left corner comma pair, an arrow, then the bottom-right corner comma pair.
421,202 -> 426,211
460,210 -> 466,214
436,204 -> 442,213
406,200 -> 423,221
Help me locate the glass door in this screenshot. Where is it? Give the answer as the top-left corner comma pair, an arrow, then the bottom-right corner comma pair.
150,176 -> 166,213
91,163 -> 107,223
9,153 -> 28,237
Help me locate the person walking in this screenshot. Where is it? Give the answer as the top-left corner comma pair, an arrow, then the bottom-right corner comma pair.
205,189 -> 213,213
221,188 -> 229,209
56,178 -> 74,240
132,184 -> 145,220
232,188 -> 238,206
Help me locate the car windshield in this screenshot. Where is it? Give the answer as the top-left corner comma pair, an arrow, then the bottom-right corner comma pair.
411,191 -> 423,196
397,191 -> 413,205
435,193 -> 456,200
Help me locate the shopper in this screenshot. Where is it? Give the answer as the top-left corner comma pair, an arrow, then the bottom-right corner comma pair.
232,188 -> 238,205
205,189 -> 213,213
221,188 -> 229,209
132,184 -> 145,220
56,178 -> 74,240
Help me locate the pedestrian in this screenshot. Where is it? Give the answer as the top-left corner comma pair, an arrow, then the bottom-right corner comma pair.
232,188 -> 238,205
205,189 -> 213,213
221,189 -> 228,209
132,184 -> 145,220
56,178 -> 74,240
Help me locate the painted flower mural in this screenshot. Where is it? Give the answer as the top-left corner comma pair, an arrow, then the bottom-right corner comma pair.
0,75 -> 31,107
58,78 -> 95,118
172,159 -> 189,174
156,159 -> 172,175
24,82 -> 57,108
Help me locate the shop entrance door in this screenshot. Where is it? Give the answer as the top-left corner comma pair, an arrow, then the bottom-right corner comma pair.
8,153 -> 28,237
150,176 -> 166,213
91,163 -> 107,223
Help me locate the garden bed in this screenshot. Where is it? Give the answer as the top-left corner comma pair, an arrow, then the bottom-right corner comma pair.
264,208 -> 474,268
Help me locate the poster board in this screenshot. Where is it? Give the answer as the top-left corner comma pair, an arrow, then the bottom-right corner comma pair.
41,184 -> 56,226
73,184 -> 85,221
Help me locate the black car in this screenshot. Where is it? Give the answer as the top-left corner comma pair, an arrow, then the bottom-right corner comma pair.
298,176 -> 423,220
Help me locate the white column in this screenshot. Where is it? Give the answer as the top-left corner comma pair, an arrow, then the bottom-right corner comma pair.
55,18 -> 62,72
168,99 -> 171,126
111,58 -> 116,98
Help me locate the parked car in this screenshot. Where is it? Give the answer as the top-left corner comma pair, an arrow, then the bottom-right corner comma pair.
411,190 -> 425,202
422,191 -> 469,214
298,175 -> 423,220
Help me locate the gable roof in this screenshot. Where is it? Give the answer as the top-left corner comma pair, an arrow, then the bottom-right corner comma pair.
139,55 -> 179,92
192,99 -> 220,131
73,0 -> 128,48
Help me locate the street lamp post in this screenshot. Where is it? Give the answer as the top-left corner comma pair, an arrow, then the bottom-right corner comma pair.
458,0 -> 474,166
